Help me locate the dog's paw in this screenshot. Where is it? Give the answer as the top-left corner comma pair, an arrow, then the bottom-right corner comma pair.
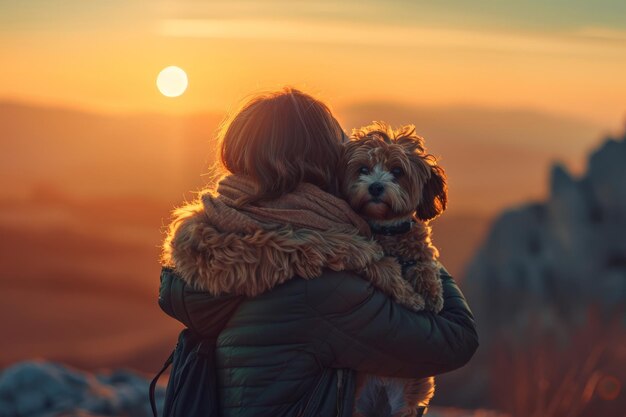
398,291 -> 426,312
407,261 -> 444,313
425,293 -> 444,314
363,257 -> 428,311
425,263 -> 444,313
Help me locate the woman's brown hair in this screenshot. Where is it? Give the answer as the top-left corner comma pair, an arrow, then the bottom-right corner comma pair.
218,87 -> 345,201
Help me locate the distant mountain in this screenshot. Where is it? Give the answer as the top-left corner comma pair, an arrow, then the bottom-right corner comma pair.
1,100 -> 609,215
0,101 -> 223,201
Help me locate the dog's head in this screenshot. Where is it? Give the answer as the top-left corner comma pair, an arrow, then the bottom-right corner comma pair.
339,121 -> 447,223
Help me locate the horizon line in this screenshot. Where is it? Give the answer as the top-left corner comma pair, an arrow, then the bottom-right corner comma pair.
0,95 -> 613,128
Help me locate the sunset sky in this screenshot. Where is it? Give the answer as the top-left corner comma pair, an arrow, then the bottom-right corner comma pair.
1,0 -> 625,126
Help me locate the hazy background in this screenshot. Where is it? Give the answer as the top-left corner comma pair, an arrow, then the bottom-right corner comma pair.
1,1 -> 625,416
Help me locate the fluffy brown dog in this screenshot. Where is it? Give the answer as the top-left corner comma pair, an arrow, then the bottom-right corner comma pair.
339,121 -> 448,417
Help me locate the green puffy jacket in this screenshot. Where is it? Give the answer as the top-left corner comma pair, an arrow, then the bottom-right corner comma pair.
158,265 -> 478,417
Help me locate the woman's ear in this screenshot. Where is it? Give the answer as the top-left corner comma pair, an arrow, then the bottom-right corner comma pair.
416,164 -> 448,221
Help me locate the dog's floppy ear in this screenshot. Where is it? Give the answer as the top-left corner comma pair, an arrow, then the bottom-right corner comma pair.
416,164 -> 447,221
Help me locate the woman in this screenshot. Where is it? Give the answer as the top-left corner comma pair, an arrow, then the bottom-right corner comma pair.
157,88 -> 478,417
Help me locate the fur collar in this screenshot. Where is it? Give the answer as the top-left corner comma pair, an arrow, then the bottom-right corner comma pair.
161,200 -> 392,297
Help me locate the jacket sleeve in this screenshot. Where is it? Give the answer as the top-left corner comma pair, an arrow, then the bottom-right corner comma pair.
305,266 -> 479,379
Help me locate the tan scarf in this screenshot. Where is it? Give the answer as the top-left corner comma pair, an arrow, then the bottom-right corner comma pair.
161,174 -> 398,296
203,174 -> 372,237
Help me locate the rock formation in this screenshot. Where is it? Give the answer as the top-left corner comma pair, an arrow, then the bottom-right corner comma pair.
455,129 -> 626,415
464,129 -> 626,342
0,360 -> 164,417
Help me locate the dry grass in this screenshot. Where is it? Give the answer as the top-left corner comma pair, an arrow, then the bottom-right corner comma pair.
488,306 -> 625,417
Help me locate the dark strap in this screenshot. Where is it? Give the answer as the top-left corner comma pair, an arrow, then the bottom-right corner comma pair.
416,406 -> 427,417
149,349 -> 175,417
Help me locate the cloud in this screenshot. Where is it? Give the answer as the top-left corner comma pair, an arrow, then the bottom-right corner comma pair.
157,0 -> 368,17
158,18 -> 626,55
578,26 -> 626,42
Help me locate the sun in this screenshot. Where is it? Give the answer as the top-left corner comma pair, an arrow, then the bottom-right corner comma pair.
156,66 -> 188,97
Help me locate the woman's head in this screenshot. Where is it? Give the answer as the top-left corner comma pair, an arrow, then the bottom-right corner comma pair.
218,87 -> 345,201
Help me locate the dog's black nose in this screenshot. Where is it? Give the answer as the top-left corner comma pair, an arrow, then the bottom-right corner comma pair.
368,182 -> 385,197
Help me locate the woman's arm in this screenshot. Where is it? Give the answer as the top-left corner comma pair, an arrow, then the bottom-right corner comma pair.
305,266 -> 478,379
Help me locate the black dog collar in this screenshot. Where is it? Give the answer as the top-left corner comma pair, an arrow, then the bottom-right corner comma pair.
370,220 -> 415,236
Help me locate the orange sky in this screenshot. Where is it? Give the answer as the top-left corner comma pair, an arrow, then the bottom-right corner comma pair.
1,1 -> 625,126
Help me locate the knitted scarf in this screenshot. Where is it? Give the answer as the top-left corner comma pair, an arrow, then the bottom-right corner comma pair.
204,174 -> 371,237
161,174 -> 395,296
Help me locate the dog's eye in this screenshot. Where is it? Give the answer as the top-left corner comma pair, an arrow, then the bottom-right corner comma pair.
359,166 -> 370,175
391,167 -> 404,177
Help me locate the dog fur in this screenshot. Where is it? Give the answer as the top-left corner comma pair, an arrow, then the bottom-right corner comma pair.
340,121 -> 448,417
